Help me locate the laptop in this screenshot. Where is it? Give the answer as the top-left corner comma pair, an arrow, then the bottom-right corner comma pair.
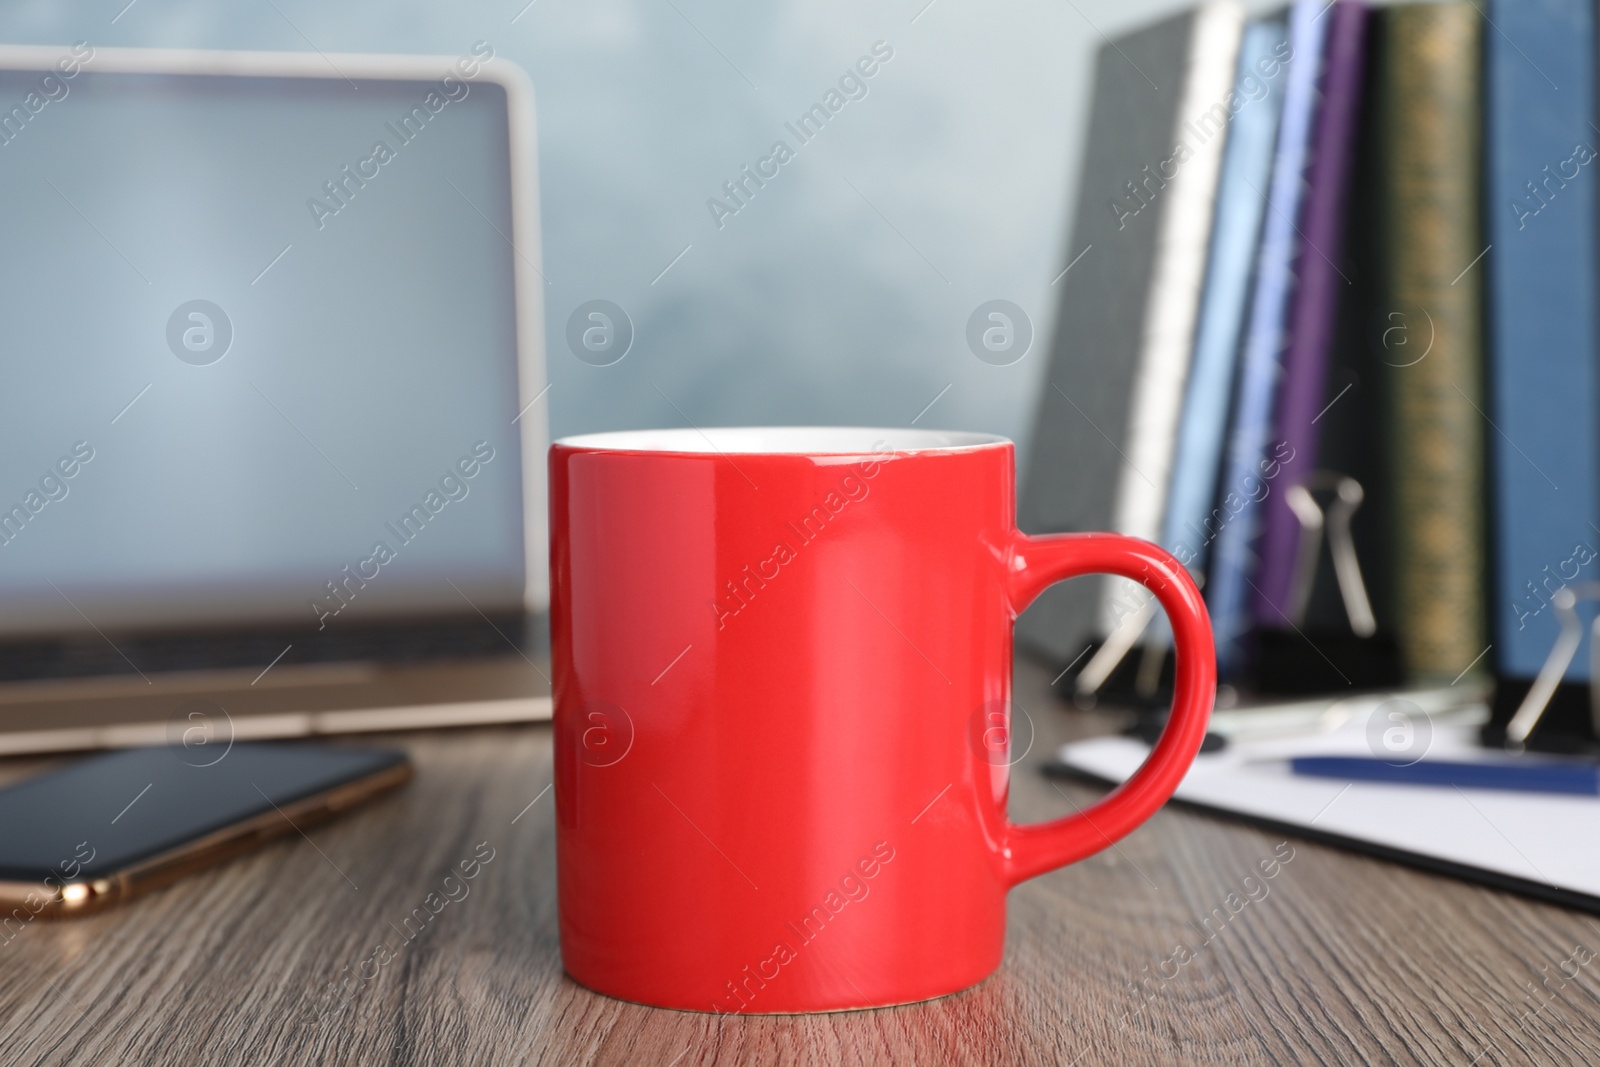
0,43 -> 552,755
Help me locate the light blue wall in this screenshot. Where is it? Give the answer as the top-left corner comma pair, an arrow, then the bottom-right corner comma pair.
2,0 -> 1226,472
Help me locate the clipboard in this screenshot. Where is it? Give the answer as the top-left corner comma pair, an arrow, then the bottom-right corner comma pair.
1048,690 -> 1600,915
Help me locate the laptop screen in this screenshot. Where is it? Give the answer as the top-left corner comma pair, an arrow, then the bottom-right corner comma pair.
0,54 -> 529,641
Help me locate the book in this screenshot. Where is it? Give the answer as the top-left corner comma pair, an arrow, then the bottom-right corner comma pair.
1251,0 -> 1370,627
1016,1 -> 1244,663
1484,0 -> 1600,704
1161,17 -> 1292,585
1290,7 -> 1390,641
1095,4 -> 1248,639
1204,0 -> 1332,678
1371,3 -> 1489,684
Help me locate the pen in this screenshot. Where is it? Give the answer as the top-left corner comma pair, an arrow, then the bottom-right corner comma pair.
1280,756 -> 1600,796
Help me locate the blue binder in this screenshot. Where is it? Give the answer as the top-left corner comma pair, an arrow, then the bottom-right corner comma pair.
1486,0 -> 1600,683
1205,0 -> 1329,677
1162,18 -> 1290,582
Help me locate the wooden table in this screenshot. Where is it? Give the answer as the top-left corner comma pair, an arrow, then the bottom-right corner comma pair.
2,653 -> 1598,1066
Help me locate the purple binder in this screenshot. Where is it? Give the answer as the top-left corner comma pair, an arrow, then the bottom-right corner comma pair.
1253,0 -> 1370,626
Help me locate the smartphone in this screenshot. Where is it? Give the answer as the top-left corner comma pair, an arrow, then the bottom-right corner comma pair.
0,742 -> 410,918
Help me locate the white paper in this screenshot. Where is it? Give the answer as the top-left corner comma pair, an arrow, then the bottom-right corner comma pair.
1058,706 -> 1600,901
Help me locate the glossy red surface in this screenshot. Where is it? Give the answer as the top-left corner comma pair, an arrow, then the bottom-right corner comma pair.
550,432 -> 1214,1013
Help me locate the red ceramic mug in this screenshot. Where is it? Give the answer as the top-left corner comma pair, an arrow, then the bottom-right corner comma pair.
550,427 -> 1214,1012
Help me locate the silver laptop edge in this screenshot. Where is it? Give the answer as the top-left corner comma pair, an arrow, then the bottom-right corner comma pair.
0,45 -> 552,748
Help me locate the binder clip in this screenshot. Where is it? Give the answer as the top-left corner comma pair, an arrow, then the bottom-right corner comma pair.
1254,472 -> 1402,693
1482,584 -> 1600,756
1053,472 -> 1403,709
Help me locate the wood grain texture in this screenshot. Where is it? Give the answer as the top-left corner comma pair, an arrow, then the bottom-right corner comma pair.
2,653 -> 1598,1065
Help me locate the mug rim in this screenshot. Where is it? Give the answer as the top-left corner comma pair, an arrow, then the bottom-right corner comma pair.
553,426 -> 1012,457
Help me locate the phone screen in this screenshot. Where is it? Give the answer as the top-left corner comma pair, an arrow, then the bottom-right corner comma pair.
0,742 -> 406,883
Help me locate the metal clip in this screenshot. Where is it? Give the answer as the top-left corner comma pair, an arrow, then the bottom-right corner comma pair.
1503,583 -> 1600,747
1283,472 -> 1376,636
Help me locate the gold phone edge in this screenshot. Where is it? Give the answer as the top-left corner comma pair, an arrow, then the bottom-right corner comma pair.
0,759 -> 413,920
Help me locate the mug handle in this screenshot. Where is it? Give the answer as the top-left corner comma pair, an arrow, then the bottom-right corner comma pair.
1001,531 -> 1215,886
